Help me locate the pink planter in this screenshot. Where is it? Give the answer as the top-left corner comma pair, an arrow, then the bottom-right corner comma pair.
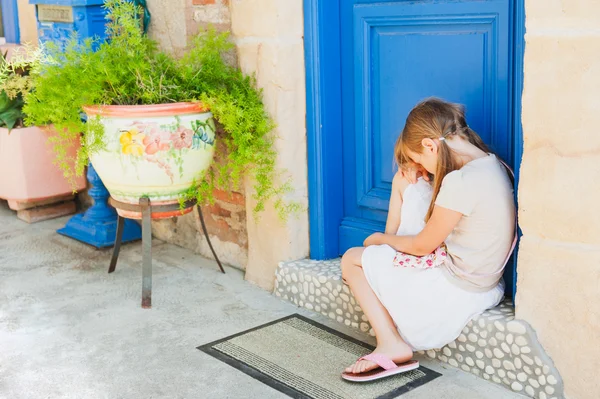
0,126 -> 86,209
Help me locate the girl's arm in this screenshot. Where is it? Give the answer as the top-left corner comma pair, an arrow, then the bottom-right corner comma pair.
384,172 -> 405,234
365,205 -> 462,256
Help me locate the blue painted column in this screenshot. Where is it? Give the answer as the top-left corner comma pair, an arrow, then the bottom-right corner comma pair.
30,0 -> 141,247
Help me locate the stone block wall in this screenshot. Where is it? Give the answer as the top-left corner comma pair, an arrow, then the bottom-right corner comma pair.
192,0 -> 231,32
146,0 -> 189,56
516,1 -> 600,398
17,0 -> 38,45
230,0 -> 310,290
147,0 -> 231,55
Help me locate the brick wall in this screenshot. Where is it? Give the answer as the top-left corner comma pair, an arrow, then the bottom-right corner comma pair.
151,186 -> 248,269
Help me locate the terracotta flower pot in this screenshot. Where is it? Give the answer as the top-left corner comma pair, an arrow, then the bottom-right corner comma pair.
0,125 -> 86,208
84,102 -> 216,219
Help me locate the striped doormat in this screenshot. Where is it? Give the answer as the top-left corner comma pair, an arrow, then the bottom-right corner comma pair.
198,315 -> 440,399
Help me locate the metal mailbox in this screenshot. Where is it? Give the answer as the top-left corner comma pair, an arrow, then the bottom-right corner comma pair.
29,0 -> 108,50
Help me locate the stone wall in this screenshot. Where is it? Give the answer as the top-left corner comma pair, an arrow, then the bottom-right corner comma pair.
17,0 -> 38,45
516,2 -> 600,398
230,0 -> 310,289
192,0 -> 231,32
146,0 -> 230,55
147,0 -> 248,269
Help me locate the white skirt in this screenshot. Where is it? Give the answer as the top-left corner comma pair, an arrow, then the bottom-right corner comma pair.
362,244 -> 504,351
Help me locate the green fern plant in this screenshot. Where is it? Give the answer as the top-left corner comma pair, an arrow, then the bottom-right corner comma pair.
23,0 -> 299,219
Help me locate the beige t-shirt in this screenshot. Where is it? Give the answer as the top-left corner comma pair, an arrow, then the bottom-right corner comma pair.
435,154 -> 515,292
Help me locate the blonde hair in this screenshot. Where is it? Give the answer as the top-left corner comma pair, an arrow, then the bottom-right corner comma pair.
394,98 -> 491,221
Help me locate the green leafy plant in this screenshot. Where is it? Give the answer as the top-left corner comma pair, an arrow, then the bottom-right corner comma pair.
0,91 -> 24,131
23,0 -> 300,219
0,47 -> 43,131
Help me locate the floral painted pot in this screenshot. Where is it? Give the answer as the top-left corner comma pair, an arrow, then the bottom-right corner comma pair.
84,102 -> 215,219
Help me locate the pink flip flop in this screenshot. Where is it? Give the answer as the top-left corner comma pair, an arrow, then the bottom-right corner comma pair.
341,354 -> 419,382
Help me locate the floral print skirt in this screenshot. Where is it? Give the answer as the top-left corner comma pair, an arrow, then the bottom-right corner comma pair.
391,245 -> 447,269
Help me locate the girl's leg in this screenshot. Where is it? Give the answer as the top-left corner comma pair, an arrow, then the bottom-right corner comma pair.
341,247 -> 413,374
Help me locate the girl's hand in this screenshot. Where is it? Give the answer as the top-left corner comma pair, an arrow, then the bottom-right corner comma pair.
400,162 -> 430,184
363,232 -> 384,247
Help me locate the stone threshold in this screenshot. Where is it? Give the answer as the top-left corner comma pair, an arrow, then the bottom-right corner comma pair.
274,258 -> 564,399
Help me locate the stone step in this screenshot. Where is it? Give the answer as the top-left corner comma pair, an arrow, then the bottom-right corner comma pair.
275,258 -> 563,399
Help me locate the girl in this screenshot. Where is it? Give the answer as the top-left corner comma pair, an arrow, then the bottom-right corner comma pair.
341,98 -> 516,382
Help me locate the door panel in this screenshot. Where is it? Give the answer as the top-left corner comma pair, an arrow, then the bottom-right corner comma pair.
339,0 -> 511,252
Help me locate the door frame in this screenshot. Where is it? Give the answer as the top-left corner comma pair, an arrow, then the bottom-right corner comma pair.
0,0 -> 20,44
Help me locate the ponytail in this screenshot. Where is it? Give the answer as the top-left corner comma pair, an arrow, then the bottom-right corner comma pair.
426,140 -> 460,220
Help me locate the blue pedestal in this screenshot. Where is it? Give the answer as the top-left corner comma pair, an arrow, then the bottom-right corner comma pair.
58,163 -> 141,248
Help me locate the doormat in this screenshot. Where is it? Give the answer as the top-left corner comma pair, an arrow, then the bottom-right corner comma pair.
197,314 -> 440,399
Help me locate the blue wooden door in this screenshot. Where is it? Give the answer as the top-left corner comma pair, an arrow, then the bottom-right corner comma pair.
339,0 -> 513,252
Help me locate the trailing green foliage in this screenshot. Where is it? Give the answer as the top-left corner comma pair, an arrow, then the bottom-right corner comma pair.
23,0 -> 299,218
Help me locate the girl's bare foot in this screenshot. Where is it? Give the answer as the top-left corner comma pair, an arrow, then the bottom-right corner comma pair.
345,340 -> 413,375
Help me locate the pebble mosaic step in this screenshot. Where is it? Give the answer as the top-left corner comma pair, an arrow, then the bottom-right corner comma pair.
274,258 -> 564,399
